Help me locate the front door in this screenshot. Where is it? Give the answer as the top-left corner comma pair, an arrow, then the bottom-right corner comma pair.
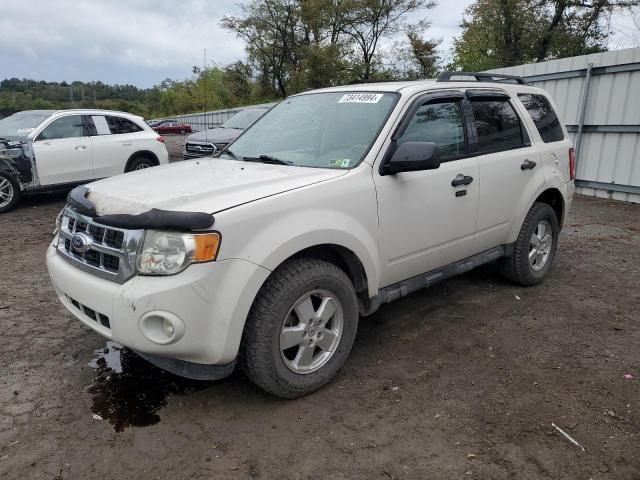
374,96 -> 480,288
32,115 -> 93,186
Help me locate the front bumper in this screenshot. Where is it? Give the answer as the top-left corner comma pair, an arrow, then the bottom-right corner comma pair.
46,241 -> 270,365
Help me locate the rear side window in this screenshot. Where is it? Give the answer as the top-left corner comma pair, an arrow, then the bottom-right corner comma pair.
518,94 -> 564,143
471,100 -> 525,154
106,116 -> 143,134
398,101 -> 466,161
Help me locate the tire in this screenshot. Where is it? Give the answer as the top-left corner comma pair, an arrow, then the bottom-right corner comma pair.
179,129 -> 187,135
0,172 -> 21,214
499,202 -> 560,286
126,156 -> 155,172
242,258 -> 359,398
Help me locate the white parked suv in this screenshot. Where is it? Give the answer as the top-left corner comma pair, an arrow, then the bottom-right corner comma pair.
0,109 -> 169,212
46,73 -> 575,398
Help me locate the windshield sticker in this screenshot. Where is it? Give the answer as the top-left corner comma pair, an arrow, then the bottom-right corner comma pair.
338,93 -> 383,104
330,158 -> 351,168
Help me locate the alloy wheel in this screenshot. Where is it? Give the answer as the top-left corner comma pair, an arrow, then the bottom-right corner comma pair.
280,289 -> 344,374
0,177 -> 14,208
529,219 -> 553,271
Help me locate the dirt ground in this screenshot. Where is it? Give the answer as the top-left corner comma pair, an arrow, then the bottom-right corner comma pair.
1,159 -> 639,478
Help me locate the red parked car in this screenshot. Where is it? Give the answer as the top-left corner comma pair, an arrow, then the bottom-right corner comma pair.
150,119 -> 192,135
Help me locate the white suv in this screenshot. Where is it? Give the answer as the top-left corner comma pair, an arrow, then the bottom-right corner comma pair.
46,73 -> 575,398
0,109 -> 169,212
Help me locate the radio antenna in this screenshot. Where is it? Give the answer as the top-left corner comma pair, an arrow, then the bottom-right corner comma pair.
204,48 -> 208,146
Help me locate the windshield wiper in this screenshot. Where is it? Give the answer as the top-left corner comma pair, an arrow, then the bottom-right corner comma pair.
243,155 -> 293,165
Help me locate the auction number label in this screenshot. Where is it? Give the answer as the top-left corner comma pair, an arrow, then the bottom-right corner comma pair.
338,93 -> 383,104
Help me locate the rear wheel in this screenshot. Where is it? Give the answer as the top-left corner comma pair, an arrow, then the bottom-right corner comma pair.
500,202 -> 559,286
242,258 -> 359,398
126,156 -> 156,172
0,173 -> 20,214
179,129 -> 187,135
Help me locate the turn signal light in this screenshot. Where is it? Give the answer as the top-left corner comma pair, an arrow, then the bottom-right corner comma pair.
156,136 -> 166,143
193,233 -> 221,262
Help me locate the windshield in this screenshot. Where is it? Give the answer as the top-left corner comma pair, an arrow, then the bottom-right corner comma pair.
0,111 -> 53,140
224,92 -> 397,169
222,109 -> 267,129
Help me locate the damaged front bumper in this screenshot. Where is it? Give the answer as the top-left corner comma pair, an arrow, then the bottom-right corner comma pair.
0,138 -> 36,188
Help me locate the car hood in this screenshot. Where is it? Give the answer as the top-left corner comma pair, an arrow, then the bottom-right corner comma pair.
186,128 -> 242,144
86,158 -> 348,216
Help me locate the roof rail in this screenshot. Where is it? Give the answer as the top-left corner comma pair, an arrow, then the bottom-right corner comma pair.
437,71 -> 527,85
347,78 -> 406,85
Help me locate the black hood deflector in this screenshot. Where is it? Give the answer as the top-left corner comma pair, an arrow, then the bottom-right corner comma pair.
67,186 -> 215,231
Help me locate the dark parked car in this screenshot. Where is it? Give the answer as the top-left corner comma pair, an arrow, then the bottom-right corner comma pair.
152,120 -> 192,135
183,107 -> 270,160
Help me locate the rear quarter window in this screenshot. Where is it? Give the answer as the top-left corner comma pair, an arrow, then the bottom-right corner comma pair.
518,94 -> 564,143
106,116 -> 144,135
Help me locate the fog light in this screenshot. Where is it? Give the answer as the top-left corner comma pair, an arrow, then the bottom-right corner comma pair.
139,311 -> 185,345
163,318 -> 174,336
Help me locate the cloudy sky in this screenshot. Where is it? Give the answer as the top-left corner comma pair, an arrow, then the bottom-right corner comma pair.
0,0 -> 637,88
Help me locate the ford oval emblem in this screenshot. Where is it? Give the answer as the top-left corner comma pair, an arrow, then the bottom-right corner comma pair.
71,233 -> 91,253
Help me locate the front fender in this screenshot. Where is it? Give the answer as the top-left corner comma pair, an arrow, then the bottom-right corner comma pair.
214,168 -> 381,297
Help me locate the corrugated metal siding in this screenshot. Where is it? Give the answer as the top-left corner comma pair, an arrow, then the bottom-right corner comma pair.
153,102 -> 277,133
487,48 -> 640,203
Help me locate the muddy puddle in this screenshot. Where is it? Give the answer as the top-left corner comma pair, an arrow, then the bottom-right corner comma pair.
87,342 -> 211,432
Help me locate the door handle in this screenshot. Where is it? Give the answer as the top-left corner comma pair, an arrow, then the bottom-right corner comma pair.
521,159 -> 537,170
122,143 -> 132,146
74,145 -> 87,150
451,174 -> 473,187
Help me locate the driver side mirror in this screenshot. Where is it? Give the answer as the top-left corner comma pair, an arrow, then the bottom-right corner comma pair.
380,141 -> 441,175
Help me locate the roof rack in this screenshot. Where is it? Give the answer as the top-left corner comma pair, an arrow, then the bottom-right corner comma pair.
437,71 -> 527,85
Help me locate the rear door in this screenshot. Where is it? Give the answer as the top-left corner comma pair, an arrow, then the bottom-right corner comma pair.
32,115 -> 93,186
374,92 -> 480,287
467,90 -> 546,254
88,115 -> 145,177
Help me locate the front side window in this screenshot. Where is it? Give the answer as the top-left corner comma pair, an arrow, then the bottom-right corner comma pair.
518,94 -> 564,143
38,115 -> 85,140
225,92 -> 398,169
397,101 -> 466,161
471,100 -> 525,154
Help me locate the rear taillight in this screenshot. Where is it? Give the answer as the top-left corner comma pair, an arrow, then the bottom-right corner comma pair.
568,148 -> 576,180
156,136 -> 165,143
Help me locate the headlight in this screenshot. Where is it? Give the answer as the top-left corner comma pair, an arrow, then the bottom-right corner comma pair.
137,230 -> 220,275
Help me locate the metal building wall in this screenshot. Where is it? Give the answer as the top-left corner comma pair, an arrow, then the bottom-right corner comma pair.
487,48 -> 640,203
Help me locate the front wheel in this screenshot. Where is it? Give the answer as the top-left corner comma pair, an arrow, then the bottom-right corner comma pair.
0,172 -> 21,214
242,258 -> 359,398
500,202 -> 559,286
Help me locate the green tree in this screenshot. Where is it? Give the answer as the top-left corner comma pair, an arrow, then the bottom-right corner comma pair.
339,0 -> 437,79
453,0 -> 640,71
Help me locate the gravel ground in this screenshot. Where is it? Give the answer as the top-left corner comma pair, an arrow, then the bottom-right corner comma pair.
0,170 -> 639,479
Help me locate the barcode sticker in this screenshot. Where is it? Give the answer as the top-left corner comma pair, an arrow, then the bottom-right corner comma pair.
338,93 -> 383,104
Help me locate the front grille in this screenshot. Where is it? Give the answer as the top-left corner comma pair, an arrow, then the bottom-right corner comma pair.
57,208 -> 143,283
185,141 -> 217,156
66,295 -> 111,329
